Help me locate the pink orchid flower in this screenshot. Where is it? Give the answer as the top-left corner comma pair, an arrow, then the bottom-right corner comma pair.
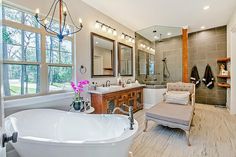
71,80 -> 89,94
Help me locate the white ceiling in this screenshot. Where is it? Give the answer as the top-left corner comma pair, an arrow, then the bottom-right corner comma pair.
82,0 -> 236,32
136,25 -> 182,42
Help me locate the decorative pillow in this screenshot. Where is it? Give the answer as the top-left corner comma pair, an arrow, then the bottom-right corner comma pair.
165,91 -> 190,105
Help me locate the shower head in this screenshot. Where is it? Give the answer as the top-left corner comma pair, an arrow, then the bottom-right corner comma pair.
158,34 -> 163,42
162,58 -> 167,62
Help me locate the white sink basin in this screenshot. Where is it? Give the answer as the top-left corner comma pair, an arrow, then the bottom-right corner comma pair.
96,85 -> 121,92
126,83 -> 139,87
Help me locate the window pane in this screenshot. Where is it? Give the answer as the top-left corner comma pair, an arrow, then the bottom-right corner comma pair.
24,31 -> 41,62
48,66 -> 72,91
46,50 -> 59,63
3,64 -> 40,96
3,6 -> 22,23
46,36 -> 72,64
3,26 -> 41,62
46,36 -> 59,51
47,20 -> 60,33
60,39 -> 72,52
4,44 -> 22,61
45,20 -> 73,36
61,51 -> 72,64
3,26 -> 22,45
24,13 -> 39,28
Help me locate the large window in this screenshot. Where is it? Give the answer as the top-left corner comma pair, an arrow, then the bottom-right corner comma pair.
2,5 -> 74,97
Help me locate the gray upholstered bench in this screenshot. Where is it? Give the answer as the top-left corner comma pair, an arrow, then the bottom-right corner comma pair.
143,82 -> 195,146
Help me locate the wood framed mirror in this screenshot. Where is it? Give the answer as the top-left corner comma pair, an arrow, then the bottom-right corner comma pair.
91,33 -> 115,77
118,43 -> 133,76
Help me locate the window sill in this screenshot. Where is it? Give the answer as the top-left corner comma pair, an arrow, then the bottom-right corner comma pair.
4,92 -> 74,109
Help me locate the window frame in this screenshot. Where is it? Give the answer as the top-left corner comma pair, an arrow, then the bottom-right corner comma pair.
2,4 -> 75,100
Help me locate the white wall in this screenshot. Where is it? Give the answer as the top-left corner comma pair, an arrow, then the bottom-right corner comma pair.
227,9 -> 236,114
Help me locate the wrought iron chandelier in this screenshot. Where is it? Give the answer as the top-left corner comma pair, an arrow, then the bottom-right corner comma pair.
35,0 -> 83,42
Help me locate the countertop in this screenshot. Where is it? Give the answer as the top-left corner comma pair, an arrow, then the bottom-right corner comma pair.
88,84 -> 146,95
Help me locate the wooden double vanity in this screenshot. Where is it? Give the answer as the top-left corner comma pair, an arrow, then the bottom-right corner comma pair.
89,32 -> 142,114
89,85 -> 144,114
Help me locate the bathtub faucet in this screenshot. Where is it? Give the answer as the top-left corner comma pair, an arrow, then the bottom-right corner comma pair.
112,104 -> 134,130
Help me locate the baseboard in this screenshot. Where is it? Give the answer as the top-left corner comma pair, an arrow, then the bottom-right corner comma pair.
7,149 -> 19,157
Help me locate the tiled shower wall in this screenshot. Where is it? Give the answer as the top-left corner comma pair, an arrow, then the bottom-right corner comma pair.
188,26 -> 227,105
155,37 -> 183,84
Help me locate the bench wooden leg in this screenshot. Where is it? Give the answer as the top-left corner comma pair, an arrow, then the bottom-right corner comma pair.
185,130 -> 191,146
143,119 -> 148,132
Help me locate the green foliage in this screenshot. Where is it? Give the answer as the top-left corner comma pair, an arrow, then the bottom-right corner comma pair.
3,5 -> 73,96
2,27 -> 13,44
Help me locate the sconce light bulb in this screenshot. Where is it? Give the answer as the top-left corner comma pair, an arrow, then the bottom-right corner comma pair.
95,22 -> 100,29
102,25 -> 107,32
79,18 -> 83,24
108,28 -> 112,34
113,30 -> 117,36
121,34 -> 125,39
132,39 -> 135,43
128,38 -> 132,42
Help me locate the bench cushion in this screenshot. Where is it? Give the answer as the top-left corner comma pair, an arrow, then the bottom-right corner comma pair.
165,91 -> 190,105
146,102 -> 194,126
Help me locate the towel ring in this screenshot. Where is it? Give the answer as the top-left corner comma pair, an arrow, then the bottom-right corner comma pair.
79,65 -> 87,74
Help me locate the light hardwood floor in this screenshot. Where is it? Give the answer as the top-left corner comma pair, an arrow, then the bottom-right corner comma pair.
130,104 -> 236,157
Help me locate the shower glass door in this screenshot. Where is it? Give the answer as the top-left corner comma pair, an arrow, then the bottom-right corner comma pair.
135,25 -> 183,84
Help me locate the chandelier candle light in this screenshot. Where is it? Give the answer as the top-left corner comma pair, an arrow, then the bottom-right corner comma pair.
35,0 -> 83,42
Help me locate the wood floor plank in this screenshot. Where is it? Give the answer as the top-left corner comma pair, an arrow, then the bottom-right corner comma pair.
131,104 -> 236,157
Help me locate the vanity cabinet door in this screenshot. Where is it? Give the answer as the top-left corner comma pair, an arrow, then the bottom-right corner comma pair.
136,89 -> 143,111
117,94 -> 129,113
127,92 -> 136,111
105,97 -> 118,114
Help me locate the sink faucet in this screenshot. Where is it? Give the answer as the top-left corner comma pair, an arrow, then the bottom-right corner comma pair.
126,79 -> 132,84
106,80 -> 111,87
112,104 -> 134,130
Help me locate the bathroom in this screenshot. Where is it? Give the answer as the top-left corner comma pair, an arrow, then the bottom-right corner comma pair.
1,0 -> 236,157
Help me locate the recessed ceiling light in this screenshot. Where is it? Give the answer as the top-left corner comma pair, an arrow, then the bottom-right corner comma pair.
95,41 -> 99,44
201,26 -> 205,29
203,5 -> 210,10
167,32 -> 172,36
154,35 -> 158,39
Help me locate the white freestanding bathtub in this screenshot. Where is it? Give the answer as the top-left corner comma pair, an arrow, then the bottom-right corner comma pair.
5,109 -> 138,157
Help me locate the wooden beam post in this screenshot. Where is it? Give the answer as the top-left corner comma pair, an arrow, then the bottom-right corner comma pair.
182,28 -> 188,83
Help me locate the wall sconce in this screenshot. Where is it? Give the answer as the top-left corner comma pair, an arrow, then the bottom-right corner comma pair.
95,20 -> 117,36
139,43 -> 155,54
121,33 -> 135,44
